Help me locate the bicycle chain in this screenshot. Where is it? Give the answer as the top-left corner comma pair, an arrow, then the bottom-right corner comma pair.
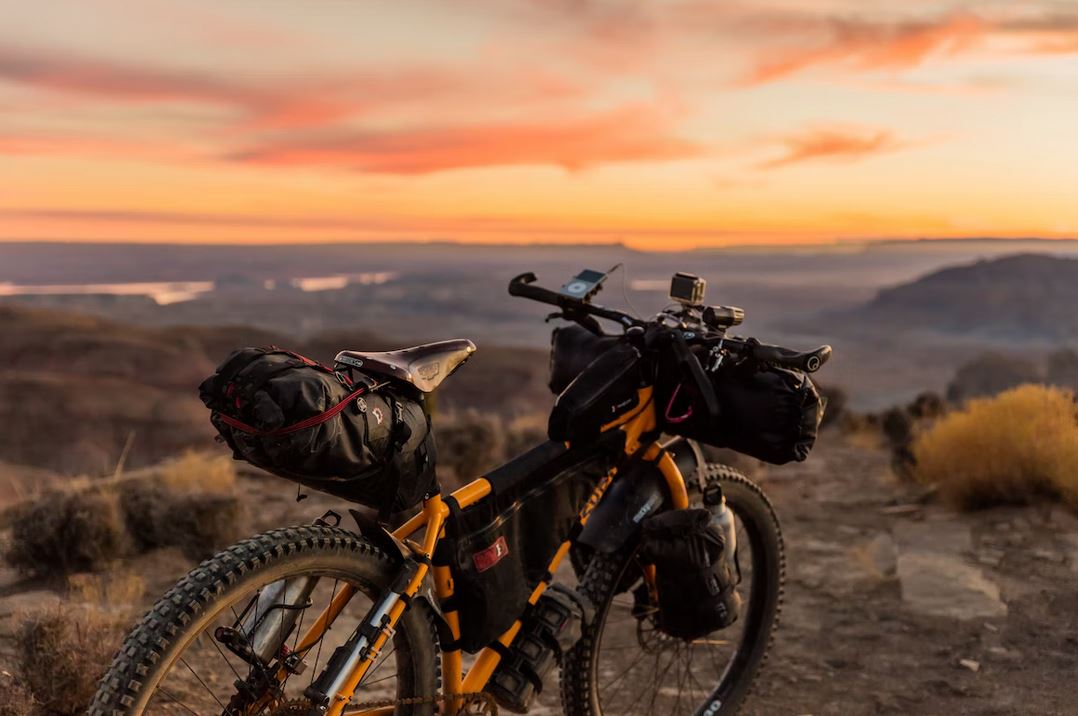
345,691 -> 498,715
270,691 -> 497,715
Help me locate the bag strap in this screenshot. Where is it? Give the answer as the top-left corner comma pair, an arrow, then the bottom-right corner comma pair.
216,379 -> 386,437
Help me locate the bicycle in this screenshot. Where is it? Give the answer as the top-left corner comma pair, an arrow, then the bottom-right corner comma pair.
90,269 -> 831,716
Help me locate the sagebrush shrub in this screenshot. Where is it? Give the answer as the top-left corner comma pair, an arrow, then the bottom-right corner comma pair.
912,384 -> 1078,509
119,480 -> 247,560
16,607 -> 122,715
158,450 -> 236,493
5,488 -> 128,574
0,672 -> 36,716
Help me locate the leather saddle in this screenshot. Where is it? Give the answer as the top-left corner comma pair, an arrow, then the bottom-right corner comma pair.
334,339 -> 476,392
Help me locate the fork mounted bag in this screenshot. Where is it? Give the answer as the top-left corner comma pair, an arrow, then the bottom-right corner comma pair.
199,347 -> 436,512
639,508 -> 739,640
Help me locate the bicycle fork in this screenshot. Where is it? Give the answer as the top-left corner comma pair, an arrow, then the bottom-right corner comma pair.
303,560 -> 418,714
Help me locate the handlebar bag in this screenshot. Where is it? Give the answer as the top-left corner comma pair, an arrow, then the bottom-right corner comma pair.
548,324 -> 620,395
548,341 -> 643,442
638,508 -> 740,640
433,441 -> 613,652
199,347 -> 436,513
663,359 -> 823,465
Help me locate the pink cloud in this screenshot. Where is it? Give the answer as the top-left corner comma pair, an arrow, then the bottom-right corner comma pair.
758,127 -> 904,169
227,106 -> 703,174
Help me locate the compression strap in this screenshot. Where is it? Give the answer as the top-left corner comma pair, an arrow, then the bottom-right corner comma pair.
216,380 -> 387,437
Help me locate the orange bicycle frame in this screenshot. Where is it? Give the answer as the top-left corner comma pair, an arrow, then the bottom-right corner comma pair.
286,386 -> 690,716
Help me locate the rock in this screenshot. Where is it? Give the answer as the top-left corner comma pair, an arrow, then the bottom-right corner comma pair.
853,533 -> 898,578
893,517 -> 1007,620
977,549 -> 1005,568
897,552 -> 1007,620
1032,548 -> 1065,564
958,659 -> 981,672
987,646 -> 1020,661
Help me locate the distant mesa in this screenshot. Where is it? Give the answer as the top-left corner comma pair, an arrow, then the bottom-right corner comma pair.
844,253 -> 1078,342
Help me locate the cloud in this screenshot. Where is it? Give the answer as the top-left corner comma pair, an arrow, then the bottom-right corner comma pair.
740,7 -> 1078,85
744,13 -> 988,85
226,106 -> 703,174
0,46 -> 519,131
758,127 -> 904,169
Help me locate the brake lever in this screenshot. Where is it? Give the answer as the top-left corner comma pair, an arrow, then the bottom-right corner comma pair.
546,309 -> 603,336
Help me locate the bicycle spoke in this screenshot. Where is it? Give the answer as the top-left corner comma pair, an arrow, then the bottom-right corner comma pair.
157,684 -> 202,716
179,656 -> 227,710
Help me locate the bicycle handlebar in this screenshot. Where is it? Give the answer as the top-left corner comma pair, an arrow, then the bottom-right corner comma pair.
509,272 -> 832,373
720,338 -> 831,374
508,273 -> 641,328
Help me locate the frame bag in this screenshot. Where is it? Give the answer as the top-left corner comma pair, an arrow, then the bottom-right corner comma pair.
434,442 -> 613,652
548,324 -> 620,395
199,347 -> 436,513
548,341 -> 643,442
639,508 -> 740,640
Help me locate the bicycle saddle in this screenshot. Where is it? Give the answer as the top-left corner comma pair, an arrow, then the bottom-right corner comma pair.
335,339 -> 476,392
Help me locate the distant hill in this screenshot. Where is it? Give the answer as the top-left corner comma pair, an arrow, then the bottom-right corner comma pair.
0,305 -> 550,475
845,254 -> 1078,342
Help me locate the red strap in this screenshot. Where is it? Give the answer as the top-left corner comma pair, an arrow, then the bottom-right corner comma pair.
216,382 -> 383,437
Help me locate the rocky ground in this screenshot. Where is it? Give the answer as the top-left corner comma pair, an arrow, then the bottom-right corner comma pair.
1,438 -> 1076,714
743,442 -> 1078,716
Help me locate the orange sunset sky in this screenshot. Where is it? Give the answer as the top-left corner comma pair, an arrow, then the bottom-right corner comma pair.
1,1 -> 1076,249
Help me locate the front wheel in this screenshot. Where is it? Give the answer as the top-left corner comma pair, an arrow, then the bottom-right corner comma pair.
90,525 -> 440,715
561,464 -> 785,716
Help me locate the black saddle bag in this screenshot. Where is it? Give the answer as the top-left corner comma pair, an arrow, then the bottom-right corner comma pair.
661,355 -> 824,465
199,347 -> 436,512
639,508 -> 740,641
434,442 -> 614,652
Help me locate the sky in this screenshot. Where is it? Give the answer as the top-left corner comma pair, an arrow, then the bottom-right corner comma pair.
0,0 -> 1076,249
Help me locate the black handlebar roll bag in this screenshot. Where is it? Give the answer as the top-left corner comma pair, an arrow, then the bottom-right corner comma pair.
199,347 -> 436,513
548,324 -> 620,394
661,355 -> 824,465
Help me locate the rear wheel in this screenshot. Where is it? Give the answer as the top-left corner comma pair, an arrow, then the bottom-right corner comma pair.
89,525 -> 439,715
561,464 -> 784,716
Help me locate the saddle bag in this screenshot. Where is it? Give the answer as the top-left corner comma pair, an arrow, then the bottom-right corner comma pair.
662,357 -> 824,465
548,341 -> 643,442
433,441 -> 614,653
638,508 -> 740,641
548,324 -> 620,395
199,347 -> 436,513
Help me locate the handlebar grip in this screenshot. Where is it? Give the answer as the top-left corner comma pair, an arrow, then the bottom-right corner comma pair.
751,343 -> 832,373
508,272 -> 565,307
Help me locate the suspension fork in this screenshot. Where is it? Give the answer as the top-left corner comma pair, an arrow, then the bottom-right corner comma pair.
300,496 -> 448,715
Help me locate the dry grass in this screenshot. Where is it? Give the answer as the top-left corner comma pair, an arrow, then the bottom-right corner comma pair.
120,480 -> 248,560
15,607 -> 123,715
912,384 -> 1078,509
0,671 -> 36,716
157,449 -> 236,493
435,411 -> 507,485
67,572 -> 146,613
4,452 -> 245,574
5,488 -> 128,575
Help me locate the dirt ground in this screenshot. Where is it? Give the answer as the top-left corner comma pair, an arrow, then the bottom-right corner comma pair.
742,442 -> 1078,716
2,437 -> 1076,714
